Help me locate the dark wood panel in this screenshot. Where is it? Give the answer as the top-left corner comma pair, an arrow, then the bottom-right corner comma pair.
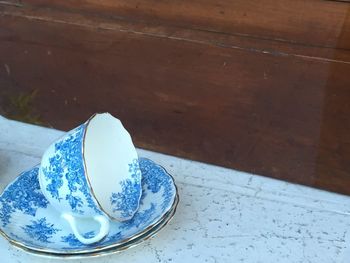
1,4 -> 349,64
1,2 -> 350,194
20,0 -> 350,49
0,0 -> 20,6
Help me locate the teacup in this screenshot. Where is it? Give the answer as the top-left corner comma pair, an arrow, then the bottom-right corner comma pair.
38,113 -> 142,244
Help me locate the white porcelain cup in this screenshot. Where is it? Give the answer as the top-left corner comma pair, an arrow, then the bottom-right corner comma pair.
38,113 -> 142,244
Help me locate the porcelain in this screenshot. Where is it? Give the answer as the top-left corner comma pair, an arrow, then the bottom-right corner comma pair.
8,199 -> 178,259
0,158 -> 177,255
39,113 -> 142,243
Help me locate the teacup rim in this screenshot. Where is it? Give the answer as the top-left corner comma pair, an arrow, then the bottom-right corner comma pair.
39,112 -> 142,221
81,113 -> 117,221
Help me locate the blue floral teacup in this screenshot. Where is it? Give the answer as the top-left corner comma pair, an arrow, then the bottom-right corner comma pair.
38,113 -> 142,244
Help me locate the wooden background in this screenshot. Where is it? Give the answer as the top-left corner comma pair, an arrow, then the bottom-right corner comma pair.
1,0 -> 350,194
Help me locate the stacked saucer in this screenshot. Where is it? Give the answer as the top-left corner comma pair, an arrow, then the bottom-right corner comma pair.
0,114 -> 178,258
0,113 -> 178,257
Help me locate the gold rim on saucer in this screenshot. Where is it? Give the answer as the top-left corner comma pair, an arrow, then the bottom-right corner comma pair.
6,192 -> 179,258
0,166 -> 179,255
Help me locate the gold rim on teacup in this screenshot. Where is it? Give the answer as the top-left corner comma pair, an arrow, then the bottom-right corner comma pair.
0,163 -> 179,255
38,113 -> 144,244
82,113 -> 110,220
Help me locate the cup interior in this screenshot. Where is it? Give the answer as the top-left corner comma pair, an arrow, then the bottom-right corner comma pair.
83,113 -> 140,220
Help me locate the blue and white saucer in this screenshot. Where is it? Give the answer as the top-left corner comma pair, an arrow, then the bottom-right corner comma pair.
0,158 -> 178,256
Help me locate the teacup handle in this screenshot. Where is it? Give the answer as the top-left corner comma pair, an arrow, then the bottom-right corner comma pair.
61,213 -> 110,244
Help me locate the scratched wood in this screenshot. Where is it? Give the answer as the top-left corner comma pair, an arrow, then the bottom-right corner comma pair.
0,1 -> 350,194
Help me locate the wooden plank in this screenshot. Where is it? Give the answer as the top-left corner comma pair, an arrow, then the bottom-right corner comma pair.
0,0 -> 21,6
0,4 -> 349,64
20,0 -> 350,49
1,4 -> 350,195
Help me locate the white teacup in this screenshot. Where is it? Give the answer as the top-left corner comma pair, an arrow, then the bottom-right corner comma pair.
38,113 -> 142,244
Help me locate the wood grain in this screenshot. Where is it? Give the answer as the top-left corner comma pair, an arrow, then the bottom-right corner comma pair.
21,0 -> 350,48
1,1 -> 350,194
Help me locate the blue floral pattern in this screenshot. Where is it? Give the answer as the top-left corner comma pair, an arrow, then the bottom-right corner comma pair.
61,231 -> 96,248
41,124 -> 100,215
61,231 -> 124,248
103,231 -> 122,243
10,232 -> 39,248
110,180 -> 140,218
0,167 -> 49,227
110,159 -> 142,218
22,218 -> 60,243
120,203 -> 156,230
0,159 -> 176,254
139,158 -> 174,211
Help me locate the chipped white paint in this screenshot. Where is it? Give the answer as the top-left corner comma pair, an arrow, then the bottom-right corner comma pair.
0,116 -> 349,262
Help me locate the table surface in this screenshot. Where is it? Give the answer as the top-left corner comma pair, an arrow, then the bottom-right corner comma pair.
0,116 -> 350,262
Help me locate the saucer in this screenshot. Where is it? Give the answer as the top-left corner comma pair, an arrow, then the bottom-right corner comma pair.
15,194 -> 178,258
0,158 -> 178,255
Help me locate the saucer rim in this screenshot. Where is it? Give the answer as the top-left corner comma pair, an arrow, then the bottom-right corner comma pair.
10,193 -> 178,259
0,158 -> 178,255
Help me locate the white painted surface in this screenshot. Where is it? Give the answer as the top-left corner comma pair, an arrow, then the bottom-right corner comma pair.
0,116 -> 349,262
